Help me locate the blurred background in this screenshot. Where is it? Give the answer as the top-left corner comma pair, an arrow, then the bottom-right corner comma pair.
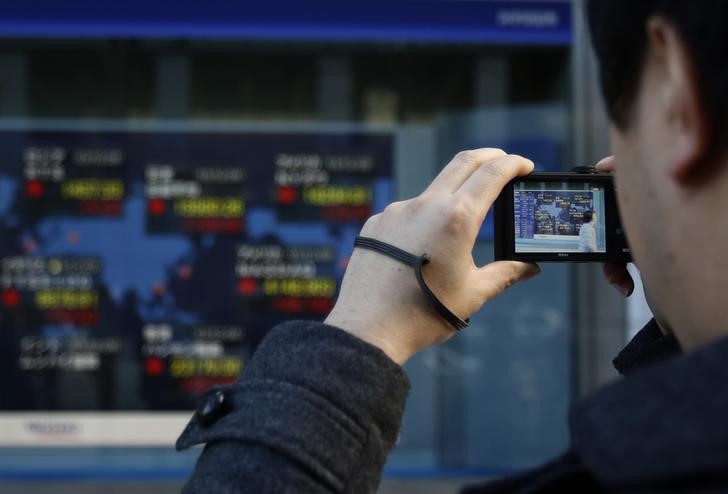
0,1 -> 652,492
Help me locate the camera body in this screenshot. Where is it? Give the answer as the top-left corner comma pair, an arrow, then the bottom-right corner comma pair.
493,171 -> 631,263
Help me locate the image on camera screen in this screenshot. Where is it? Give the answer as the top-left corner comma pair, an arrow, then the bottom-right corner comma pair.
514,181 -> 606,253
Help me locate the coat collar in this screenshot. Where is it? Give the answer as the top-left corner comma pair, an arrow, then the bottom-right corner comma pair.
571,332 -> 728,487
612,319 -> 681,376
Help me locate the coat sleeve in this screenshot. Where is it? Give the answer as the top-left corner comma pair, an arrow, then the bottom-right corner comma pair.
176,320 -> 410,494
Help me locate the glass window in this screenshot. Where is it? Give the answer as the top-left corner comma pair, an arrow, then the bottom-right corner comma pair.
0,32 -> 572,480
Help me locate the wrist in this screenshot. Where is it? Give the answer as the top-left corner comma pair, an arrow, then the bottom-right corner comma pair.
324,308 -> 416,365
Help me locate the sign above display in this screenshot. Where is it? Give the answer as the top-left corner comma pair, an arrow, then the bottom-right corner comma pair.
0,1 -> 571,45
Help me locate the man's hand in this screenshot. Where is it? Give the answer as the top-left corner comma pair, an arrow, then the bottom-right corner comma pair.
596,156 -> 635,297
325,149 -> 541,365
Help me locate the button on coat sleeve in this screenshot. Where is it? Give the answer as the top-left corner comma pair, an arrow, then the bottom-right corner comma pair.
176,320 -> 411,493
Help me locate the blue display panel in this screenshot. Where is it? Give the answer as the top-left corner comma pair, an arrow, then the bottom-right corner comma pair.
0,129 -> 392,411
0,1 -> 571,45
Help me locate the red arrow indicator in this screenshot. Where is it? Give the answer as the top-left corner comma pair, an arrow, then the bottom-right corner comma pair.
237,277 -> 258,296
144,357 -> 166,376
1,288 -> 21,308
25,180 -> 45,199
147,198 -> 167,216
277,186 -> 297,205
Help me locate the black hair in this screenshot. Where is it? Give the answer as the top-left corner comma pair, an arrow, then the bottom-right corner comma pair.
587,0 -> 728,141
583,210 -> 594,223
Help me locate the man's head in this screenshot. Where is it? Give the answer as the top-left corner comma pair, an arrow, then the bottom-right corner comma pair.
582,210 -> 594,224
587,0 -> 728,349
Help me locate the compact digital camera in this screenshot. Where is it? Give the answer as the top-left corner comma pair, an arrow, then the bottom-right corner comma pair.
493,171 -> 632,263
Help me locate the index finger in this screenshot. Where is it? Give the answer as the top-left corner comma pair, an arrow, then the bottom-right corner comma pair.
455,153 -> 534,223
424,148 -> 507,196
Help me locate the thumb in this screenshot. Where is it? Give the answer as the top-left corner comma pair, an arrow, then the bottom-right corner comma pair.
595,155 -> 615,172
476,261 -> 541,301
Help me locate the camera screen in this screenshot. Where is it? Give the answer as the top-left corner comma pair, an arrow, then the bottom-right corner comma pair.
513,181 -> 606,253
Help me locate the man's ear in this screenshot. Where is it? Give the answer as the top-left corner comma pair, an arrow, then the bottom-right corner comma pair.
647,17 -> 712,184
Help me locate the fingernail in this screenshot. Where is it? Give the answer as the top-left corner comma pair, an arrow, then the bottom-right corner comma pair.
526,264 -> 541,279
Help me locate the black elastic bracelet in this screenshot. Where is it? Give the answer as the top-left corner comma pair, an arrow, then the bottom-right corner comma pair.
354,236 -> 469,331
